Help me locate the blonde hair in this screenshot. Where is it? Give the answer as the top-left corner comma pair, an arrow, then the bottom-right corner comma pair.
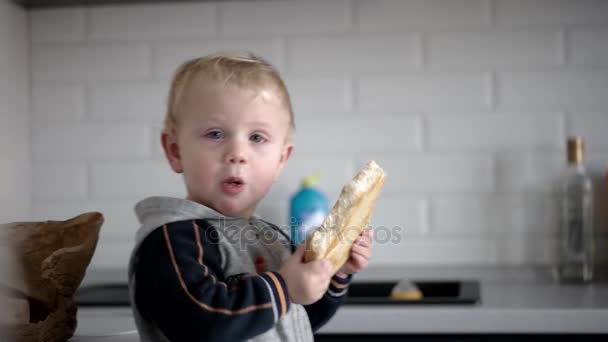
164,51 -> 295,137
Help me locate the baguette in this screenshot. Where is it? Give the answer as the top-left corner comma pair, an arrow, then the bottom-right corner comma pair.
303,160 -> 386,271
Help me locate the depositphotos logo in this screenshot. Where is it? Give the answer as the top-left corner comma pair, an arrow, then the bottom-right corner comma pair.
208,218 -> 405,250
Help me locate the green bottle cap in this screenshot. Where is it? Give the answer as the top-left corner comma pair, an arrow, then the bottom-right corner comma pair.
301,174 -> 321,187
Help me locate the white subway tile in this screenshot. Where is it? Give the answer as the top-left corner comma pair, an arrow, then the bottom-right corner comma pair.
32,44 -> 151,82
31,201 -> 102,221
432,195 -> 498,235
153,40 -> 282,78
30,8 -> 85,43
428,31 -> 560,68
371,196 -> 427,235
428,113 -> 562,152
494,152 -> 563,193
89,3 -> 216,41
31,200 -> 139,241
90,162 -> 186,199
294,116 -> 420,154
32,124 -> 149,161
219,0 -> 350,35
286,77 -> 352,116
89,242 -> 132,268
371,237 -> 495,265
89,82 -> 168,122
586,153 -> 608,180
495,0 -> 608,26
432,194 -> 558,236
32,85 -> 85,122
568,113 -> 608,151
151,125 -> 165,159
359,73 -> 488,112
356,0 -> 490,31
357,154 -> 494,193
287,34 -> 418,74
570,29 -> 608,66
32,162 -> 87,201
494,234 -> 556,265
265,155 -> 354,204
497,71 -> 608,111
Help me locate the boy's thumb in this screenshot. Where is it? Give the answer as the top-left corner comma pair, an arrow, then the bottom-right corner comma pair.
292,243 -> 307,260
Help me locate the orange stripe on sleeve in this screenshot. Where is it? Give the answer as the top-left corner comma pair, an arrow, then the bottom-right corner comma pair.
264,272 -> 287,318
163,225 -> 271,315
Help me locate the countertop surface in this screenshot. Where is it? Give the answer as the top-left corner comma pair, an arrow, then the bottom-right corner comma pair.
70,266 -> 608,340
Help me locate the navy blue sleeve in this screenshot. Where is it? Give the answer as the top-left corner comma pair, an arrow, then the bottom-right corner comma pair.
134,219 -> 290,342
303,273 -> 352,332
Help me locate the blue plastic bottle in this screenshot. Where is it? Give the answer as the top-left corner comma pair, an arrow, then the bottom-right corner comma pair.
289,175 -> 329,245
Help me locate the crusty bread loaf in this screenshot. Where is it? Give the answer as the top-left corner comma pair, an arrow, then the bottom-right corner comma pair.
304,160 -> 386,271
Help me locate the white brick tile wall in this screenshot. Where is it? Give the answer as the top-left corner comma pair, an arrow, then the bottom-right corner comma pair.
431,194 -> 559,236
27,1 -> 608,268
371,196 -> 428,235
570,29 -> 608,66
287,34 -> 418,74
88,82 -> 168,122
30,8 -> 85,43
494,235 -> 557,265
495,0 -> 608,27
265,154 -> 354,204
32,124 -> 150,161
219,0 -> 350,35
294,117 -> 421,154
286,77 -> 353,116
153,39 -> 282,78
497,71 -> 608,111
90,162 -> 185,199
356,0 -> 490,31
32,84 -> 85,121
32,43 -> 151,82
567,113 -> 608,151
372,237 -> 495,265
88,3 -> 216,41
358,154 -> 494,193
427,31 -> 560,68
428,113 -> 562,152
151,125 -> 165,159
358,73 -> 489,112
31,199 -> 139,241
89,242 -> 133,268
32,162 -> 87,201
1,1 -> 29,221
494,152 -> 563,193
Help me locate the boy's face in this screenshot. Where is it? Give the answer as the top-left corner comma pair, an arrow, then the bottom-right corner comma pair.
162,77 -> 293,218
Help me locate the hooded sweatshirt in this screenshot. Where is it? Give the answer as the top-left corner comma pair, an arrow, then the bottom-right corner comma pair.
128,196 -> 351,342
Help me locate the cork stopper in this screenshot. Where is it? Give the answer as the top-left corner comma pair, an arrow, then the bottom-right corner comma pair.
567,136 -> 584,164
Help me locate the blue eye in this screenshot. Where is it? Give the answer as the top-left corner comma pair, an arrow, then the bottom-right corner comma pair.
206,131 -> 224,139
250,134 -> 266,143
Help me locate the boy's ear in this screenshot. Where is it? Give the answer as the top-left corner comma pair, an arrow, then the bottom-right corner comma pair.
161,131 -> 184,173
275,143 -> 294,180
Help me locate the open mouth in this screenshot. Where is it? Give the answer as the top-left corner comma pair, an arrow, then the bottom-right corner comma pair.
223,177 -> 244,187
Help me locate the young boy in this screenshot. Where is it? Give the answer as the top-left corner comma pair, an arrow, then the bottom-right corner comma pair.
127,52 -> 373,341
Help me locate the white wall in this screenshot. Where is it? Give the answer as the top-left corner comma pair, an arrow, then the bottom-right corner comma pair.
0,0 -> 29,222
28,0 -> 608,269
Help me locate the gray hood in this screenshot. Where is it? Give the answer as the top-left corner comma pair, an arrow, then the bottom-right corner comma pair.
133,196 -> 227,248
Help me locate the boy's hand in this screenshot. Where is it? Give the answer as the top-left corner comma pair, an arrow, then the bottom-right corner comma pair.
279,244 -> 333,305
336,227 -> 373,278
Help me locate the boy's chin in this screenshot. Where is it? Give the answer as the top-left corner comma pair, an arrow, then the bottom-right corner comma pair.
215,201 -> 255,219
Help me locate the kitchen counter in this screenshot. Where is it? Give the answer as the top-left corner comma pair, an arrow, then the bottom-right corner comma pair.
71,266 -> 608,340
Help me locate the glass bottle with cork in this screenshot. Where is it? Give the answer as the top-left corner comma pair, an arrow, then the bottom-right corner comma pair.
554,136 -> 595,283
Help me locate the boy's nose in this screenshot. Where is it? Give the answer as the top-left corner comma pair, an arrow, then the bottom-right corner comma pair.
226,153 -> 246,164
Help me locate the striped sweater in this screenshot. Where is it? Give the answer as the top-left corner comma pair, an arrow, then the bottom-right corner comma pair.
128,196 -> 351,342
